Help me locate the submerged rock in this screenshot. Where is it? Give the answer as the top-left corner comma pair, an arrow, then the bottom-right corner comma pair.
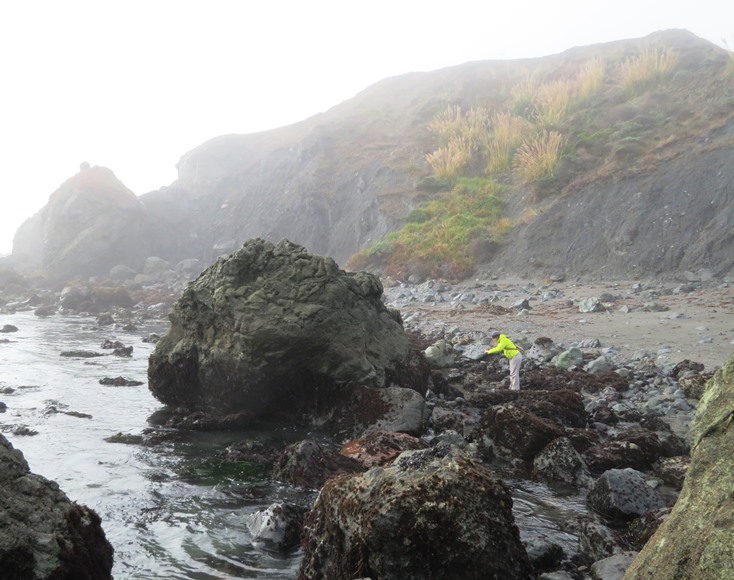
147,239 -> 429,427
0,434 -> 114,579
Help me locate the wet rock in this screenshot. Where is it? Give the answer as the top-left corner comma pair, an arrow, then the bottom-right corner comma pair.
339,430 -> 427,468
215,439 -> 284,467
625,353 -> 734,578
271,439 -> 363,489
525,540 -> 564,574
245,502 -> 307,552
472,404 -> 563,462
60,350 -> 104,358
0,434 -> 114,579
59,283 -> 92,310
553,348 -> 584,370
90,286 -> 134,309
112,345 -> 133,357
424,339 -> 456,367
577,517 -> 623,561
0,324 -> 18,332
298,447 -> 533,580
532,436 -> 593,488
329,385 -> 427,438
590,551 -> 638,580
34,304 -> 56,316
586,468 -> 665,523
653,455 -> 690,489
148,239 -> 429,427
525,336 -> 563,362
624,508 -> 671,550
99,376 -> 144,386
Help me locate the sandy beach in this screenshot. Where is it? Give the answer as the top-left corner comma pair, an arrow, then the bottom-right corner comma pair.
389,278 -> 734,372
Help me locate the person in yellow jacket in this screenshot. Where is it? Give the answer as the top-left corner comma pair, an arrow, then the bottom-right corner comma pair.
485,331 -> 523,390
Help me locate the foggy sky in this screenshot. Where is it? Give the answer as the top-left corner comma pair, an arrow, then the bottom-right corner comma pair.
1,0 -> 731,255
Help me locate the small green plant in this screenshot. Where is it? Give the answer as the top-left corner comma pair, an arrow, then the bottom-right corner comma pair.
512,130 -> 565,183
351,178 -> 508,278
618,45 -> 678,93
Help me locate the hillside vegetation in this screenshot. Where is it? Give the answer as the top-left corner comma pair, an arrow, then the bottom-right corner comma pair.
349,30 -> 734,280
10,29 -> 734,285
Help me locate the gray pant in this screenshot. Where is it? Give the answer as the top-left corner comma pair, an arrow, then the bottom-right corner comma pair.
509,353 -> 523,390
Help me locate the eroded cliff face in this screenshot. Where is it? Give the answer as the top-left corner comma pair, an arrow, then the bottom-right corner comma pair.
9,30 -> 734,284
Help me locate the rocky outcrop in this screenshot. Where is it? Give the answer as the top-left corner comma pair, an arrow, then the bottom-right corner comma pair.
8,33 -> 732,287
0,434 -> 113,579
12,165 -> 146,281
147,238 -> 429,427
298,446 -> 533,580
624,353 -> 734,578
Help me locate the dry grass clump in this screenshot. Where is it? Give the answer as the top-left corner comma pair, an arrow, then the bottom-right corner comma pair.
425,136 -> 473,178
483,112 -> 531,173
576,57 -> 606,99
508,76 -> 540,114
619,45 -> 678,92
512,130 -> 564,183
428,104 -> 490,147
532,79 -> 574,127
428,104 -> 464,142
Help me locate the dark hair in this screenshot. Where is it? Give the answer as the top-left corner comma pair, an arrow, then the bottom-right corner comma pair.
490,331 -> 500,338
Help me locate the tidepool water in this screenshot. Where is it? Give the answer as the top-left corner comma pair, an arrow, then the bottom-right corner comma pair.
0,311 -> 588,579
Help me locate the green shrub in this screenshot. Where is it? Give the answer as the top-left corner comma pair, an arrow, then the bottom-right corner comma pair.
352,178 -> 508,279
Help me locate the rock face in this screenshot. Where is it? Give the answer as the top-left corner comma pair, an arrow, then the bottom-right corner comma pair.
148,238 -> 428,425
12,165 -> 146,281
9,32 -> 733,286
625,353 -> 734,578
0,434 -> 114,579
298,446 -> 533,580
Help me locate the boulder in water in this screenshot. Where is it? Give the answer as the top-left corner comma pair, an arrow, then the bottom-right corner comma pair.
298,446 -> 533,579
148,238 -> 430,428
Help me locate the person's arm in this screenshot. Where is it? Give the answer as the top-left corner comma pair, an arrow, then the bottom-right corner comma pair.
487,335 -> 512,354
487,336 -> 509,355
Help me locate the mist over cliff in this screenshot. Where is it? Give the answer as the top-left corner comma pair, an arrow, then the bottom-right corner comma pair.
8,29 -> 734,285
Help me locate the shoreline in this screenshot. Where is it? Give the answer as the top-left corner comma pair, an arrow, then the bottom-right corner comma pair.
384,277 -> 734,372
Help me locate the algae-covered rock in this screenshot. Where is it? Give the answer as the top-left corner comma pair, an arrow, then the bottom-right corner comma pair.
624,353 -> 734,579
298,446 -> 533,580
0,434 -> 114,579
148,238 -> 429,426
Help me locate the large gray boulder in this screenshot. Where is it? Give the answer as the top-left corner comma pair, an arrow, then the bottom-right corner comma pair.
625,353 -> 734,578
0,434 -> 114,579
148,238 -> 429,426
298,446 -> 533,580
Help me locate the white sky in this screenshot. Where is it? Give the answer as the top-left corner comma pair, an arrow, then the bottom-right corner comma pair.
1,1 -> 732,255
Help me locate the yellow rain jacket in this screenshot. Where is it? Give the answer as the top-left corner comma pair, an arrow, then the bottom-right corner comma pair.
486,334 -> 521,360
